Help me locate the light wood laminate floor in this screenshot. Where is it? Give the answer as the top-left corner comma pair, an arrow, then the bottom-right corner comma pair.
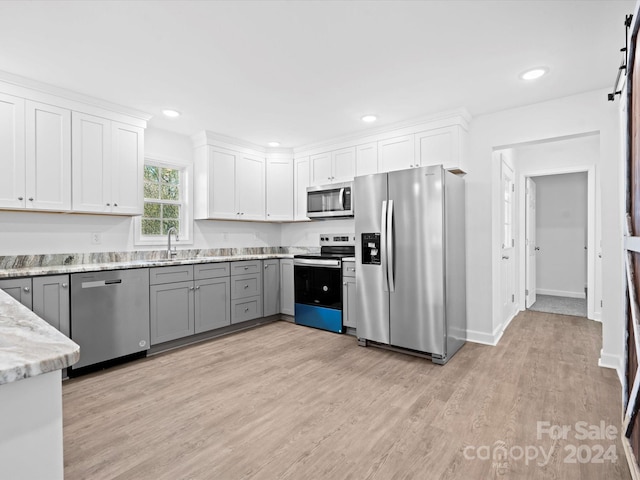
63,311 -> 630,479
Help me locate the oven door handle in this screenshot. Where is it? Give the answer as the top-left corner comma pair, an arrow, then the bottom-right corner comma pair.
294,258 -> 341,268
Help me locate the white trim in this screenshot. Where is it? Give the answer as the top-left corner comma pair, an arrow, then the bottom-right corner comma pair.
516,163 -> 597,321
466,311 -> 516,347
535,289 -> 586,299
598,349 -> 623,384
134,157 -> 193,246
626,236 -> 640,252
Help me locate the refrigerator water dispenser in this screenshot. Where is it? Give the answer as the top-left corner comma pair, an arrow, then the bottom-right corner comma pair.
361,233 -> 381,265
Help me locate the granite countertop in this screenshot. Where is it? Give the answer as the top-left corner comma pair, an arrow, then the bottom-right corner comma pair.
0,289 -> 80,385
0,253 -> 295,279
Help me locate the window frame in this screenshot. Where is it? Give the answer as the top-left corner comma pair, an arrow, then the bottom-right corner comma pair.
134,155 -> 193,246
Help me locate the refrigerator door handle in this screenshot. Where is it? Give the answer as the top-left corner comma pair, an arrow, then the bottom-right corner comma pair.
380,200 -> 389,292
387,199 -> 395,292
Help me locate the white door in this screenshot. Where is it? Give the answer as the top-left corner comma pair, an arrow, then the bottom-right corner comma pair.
356,142 -> 378,176
0,93 -> 25,209
111,122 -> 143,215
331,146 -> 355,183
310,152 -> 332,185
525,177 -> 537,308
294,156 -> 310,221
237,153 -> 265,221
25,101 -> 71,211
501,160 -> 517,323
266,156 -> 293,221
72,112 -> 111,213
378,134 -> 415,172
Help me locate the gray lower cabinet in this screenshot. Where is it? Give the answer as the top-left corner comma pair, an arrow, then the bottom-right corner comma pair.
150,280 -> 195,345
230,260 -> 262,324
279,259 -> 294,315
150,263 -> 232,345
32,275 -> 70,337
342,261 -> 356,329
0,278 -> 33,309
0,275 -> 70,336
263,259 -> 280,316
195,276 -> 231,333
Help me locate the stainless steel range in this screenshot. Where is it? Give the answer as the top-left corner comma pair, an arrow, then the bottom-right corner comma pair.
294,233 -> 355,334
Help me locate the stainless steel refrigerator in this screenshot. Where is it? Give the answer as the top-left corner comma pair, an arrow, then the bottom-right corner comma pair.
355,165 -> 466,364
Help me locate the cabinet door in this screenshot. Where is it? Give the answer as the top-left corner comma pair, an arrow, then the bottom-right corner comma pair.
310,152 -> 332,186
332,147 -> 356,183
111,122 -> 143,215
415,127 -> 458,169
0,278 -> 33,310
237,153 -> 265,221
25,101 -> 71,211
343,277 -> 357,329
263,259 -> 280,316
209,147 -> 238,220
356,142 -> 378,177
71,112 -> 111,213
266,156 -> 293,221
150,280 -> 195,345
294,156 -> 310,221
195,277 -> 230,333
378,135 -> 415,172
0,93 -> 25,209
32,275 -> 70,336
279,258 -> 294,315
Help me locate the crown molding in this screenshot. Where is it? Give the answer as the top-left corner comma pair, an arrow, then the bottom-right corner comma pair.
293,107 -> 472,155
0,69 -> 152,124
191,130 -> 294,156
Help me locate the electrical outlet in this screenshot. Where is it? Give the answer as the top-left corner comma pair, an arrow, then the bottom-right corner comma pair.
91,232 -> 102,245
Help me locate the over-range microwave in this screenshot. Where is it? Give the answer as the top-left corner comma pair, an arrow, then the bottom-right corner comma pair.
306,181 -> 354,219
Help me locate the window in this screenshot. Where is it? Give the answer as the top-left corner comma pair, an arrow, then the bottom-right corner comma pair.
136,158 -> 191,245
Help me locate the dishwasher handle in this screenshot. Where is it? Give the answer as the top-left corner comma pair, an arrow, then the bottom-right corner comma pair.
82,278 -> 123,288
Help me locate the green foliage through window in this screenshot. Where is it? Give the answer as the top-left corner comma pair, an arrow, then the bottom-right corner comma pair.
142,164 -> 183,236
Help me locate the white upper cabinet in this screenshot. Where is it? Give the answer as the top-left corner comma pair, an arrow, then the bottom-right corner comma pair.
237,153 -> 266,221
294,156 -> 310,221
310,147 -> 355,186
415,125 -> 466,172
26,101 -> 72,211
194,145 -> 266,221
72,112 -> 143,215
378,135 -> 415,172
266,154 -> 293,221
356,142 -> 378,177
0,93 -> 25,209
0,97 -> 71,212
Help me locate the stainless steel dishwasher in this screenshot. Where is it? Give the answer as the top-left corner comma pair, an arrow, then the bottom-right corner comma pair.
70,268 -> 150,370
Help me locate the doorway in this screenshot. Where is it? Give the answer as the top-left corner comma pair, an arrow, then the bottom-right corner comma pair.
525,172 -> 588,317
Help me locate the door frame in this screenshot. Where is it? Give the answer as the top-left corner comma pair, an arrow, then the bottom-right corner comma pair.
517,165 -> 596,320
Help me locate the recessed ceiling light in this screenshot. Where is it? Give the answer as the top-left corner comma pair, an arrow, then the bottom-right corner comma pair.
520,67 -> 549,80
361,114 -> 377,123
162,109 -> 181,118
268,141 -> 281,147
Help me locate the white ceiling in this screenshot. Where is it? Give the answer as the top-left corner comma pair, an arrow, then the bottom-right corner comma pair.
0,0 -> 634,148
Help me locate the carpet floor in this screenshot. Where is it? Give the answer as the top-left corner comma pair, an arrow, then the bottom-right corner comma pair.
528,294 -> 587,317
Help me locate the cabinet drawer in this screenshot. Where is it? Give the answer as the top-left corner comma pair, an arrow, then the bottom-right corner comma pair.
231,297 -> 262,324
231,273 -> 262,299
149,265 -> 194,285
343,262 -> 356,278
230,260 -> 261,276
195,262 -> 230,280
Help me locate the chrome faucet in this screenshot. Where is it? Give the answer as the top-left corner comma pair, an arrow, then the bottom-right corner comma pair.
167,227 -> 179,259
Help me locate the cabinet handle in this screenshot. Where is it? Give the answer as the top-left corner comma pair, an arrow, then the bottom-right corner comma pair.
195,285 -> 200,290
240,212 -> 244,215
106,203 -> 111,206
28,197 -> 34,201
343,282 -> 347,285
244,284 -> 249,289
61,283 -> 68,288
189,286 -> 195,291
114,203 -> 118,207
18,196 -> 23,201
23,287 -> 30,293
244,307 -> 250,312
244,266 -> 249,270
265,265 -> 268,269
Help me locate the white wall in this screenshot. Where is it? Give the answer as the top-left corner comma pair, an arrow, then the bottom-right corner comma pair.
534,173 -> 588,298
466,88 -> 622,376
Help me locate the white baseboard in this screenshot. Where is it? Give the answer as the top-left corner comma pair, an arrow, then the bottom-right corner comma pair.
536,288 -> 586,299
466,312 -> 517,347
599,349 -> 623,385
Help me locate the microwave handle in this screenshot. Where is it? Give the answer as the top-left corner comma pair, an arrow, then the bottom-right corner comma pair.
338,188 -> 345,210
